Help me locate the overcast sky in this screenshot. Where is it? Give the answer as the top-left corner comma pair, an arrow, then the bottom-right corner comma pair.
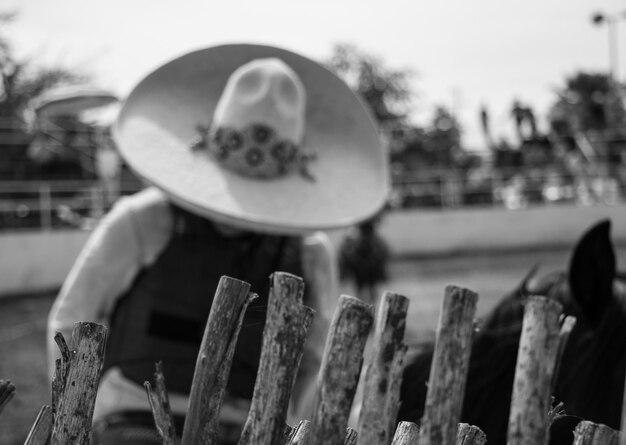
4,0 -> 626,149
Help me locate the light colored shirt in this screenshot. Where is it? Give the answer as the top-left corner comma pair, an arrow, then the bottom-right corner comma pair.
47,187 -> 338,423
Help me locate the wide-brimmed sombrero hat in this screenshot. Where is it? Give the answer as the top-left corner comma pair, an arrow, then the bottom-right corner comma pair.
114,43 -> 388,235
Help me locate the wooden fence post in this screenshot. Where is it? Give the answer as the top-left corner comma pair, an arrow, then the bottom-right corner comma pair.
507,296 -> 562,445
286,419 -> 312,444
307,295 -> 374,445
0,379 -> 16,415
50,322 -> 107,445
456,423 -> 486,445
357,291 -> 409,445
418,285 -> 478,445
145,361 -> 177,445
573,420 -> 619,445
391,421 -> 419,444
180,276 -> 254,445
238,272 -> 315,445
344,427 -> 358,444
24,405 -> 54,445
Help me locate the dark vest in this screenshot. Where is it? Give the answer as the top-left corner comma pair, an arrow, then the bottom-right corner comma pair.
102,207 -> 305,398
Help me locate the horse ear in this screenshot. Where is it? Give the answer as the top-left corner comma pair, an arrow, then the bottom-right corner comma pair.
568,219 -> 616,326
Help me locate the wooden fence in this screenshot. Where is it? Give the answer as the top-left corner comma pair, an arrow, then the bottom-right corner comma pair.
3,271 -> 626,444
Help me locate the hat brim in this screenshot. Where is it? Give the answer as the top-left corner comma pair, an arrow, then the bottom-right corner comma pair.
114,44 -> 388,235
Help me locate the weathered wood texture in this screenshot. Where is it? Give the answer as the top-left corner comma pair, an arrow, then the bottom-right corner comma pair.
344,427 -> 358,444
50,322 -> 107,445
239,272 -> 315,445
308,294 -> 374,445
573,420 -> 619,445
286,419 -> 312,444
0,379 -> 16,415
456,423 -> 487,445
357,291 -> 409,445
418,285 -> 478,445
145,361 -> 177,445
51,331 -> 70,412
24,405 -> 53,445
507,296 -> 563,445
391,421 -> 420,445
180,276 -> 254,445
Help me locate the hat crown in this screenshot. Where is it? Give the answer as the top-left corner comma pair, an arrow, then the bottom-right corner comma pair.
213,58 -> 305,142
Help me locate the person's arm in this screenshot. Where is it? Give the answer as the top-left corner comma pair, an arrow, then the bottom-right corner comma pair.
287,231 -> 339,423
46,198 -> 145,380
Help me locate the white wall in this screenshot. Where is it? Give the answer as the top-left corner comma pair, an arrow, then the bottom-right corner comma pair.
0,229 -> 90,296
374,204 -> 626,257
2,204 -> 626,296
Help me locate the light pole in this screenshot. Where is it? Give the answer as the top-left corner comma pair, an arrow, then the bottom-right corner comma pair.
591,11 -> 626,131
591,11 -> 626,80
592,11 -> 626,196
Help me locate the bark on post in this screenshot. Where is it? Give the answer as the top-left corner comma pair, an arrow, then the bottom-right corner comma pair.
286,420 -> 312,444
50,322 -> 107,445
0,379 -> 16,415
239,272 -> 315,445
283,424 -> 295,443
573,420 -> 619,445
307,295 -> 374,445
456,423 -> 486,445
344,427 -> 358,445
145,361 -> 177,445
24,405 -> 53,445
391,421 -> 420,444
181,276 -> 254,445
357,291 -> 409,445
507,296 -> 562,445
51,332 -> 70,413
418,285 -> 478,445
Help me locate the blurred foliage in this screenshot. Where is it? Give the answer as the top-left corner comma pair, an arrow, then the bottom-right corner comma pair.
325,43 -> 469,174
0,11 -> 87,180
549,72 -> 626,136
324,43 -> 415,130
0,11 -> 85,123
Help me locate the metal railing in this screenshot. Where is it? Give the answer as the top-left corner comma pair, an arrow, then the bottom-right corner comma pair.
389,166 -> 626,210
1,168 -> 625,232
0,179 -> 142,231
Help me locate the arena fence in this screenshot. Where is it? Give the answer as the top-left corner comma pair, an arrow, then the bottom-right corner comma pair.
2,272 -> 625,444
2,167 -> 626,232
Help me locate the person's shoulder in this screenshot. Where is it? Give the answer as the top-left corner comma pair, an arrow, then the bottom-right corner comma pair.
302,231 -> 332,250
301,231 -> 336,264
115,187 -> 169,216
111,187 -> 174,238
117,187 -> 168,211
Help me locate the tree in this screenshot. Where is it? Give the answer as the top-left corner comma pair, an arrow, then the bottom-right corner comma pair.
426,106 -> 463,165
548,71 -> 626,136
0,11 -> 84,124
0,11 -> 86,180
324,44 -> 472,208
324,43 -> 415,131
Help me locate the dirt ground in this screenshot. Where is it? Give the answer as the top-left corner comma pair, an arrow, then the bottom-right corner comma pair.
1,246 -> 622,444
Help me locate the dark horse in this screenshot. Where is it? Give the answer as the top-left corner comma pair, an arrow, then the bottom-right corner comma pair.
397,219 -> 626,444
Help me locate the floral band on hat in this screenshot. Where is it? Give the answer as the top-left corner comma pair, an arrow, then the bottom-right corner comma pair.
191,122 -> 316,181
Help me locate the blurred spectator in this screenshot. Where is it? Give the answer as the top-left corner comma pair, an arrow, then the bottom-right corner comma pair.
499,174 -> 528,209
338,214 -> 390,305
